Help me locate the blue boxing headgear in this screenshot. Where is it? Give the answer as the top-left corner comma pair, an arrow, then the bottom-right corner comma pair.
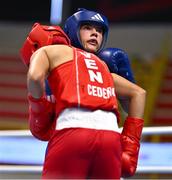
64,8 -> 109,53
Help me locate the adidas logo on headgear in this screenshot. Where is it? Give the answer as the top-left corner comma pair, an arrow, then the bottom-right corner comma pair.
91,13 -> 104,22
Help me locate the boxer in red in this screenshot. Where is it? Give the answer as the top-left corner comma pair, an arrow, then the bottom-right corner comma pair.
26,9 -> 146,179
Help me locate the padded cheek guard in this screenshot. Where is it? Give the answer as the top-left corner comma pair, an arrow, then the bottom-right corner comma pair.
20,22 -> 71,66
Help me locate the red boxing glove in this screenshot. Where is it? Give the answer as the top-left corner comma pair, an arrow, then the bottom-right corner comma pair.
20,22 -> 71,66
121,117 -> 144,177
28,94 -> 56,141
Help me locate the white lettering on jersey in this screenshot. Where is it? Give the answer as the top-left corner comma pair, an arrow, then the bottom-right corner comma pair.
88,70 -> 103,83
84,58 -> 103,83
84,59 -> 98,70
87,84 -> 115,99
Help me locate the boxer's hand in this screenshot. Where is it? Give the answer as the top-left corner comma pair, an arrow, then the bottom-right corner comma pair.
121,117 -> 144,177
28,94 -> 56,141
98,48 -> 135,83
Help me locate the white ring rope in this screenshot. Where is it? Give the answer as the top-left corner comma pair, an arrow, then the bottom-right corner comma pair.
0,165 -> 42,173
0,126 -> 172,136
142,126 -> 172,135
0,130 -> 31,136
0,126 -> 172,175
0,165 -> 172,174
137,166 -> 172,173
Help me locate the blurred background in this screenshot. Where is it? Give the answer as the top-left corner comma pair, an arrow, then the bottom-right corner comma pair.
0,0 -> 172,179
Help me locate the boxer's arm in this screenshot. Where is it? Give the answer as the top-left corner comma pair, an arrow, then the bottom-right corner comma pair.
20,24 -> 69,140
27,47 -> 49,99
27,47 -> 55,140
111,73 -> 146,177
112,73 -> 145,118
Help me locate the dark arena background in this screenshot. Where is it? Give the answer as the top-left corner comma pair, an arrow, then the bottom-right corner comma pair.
0,0 -> 172,179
